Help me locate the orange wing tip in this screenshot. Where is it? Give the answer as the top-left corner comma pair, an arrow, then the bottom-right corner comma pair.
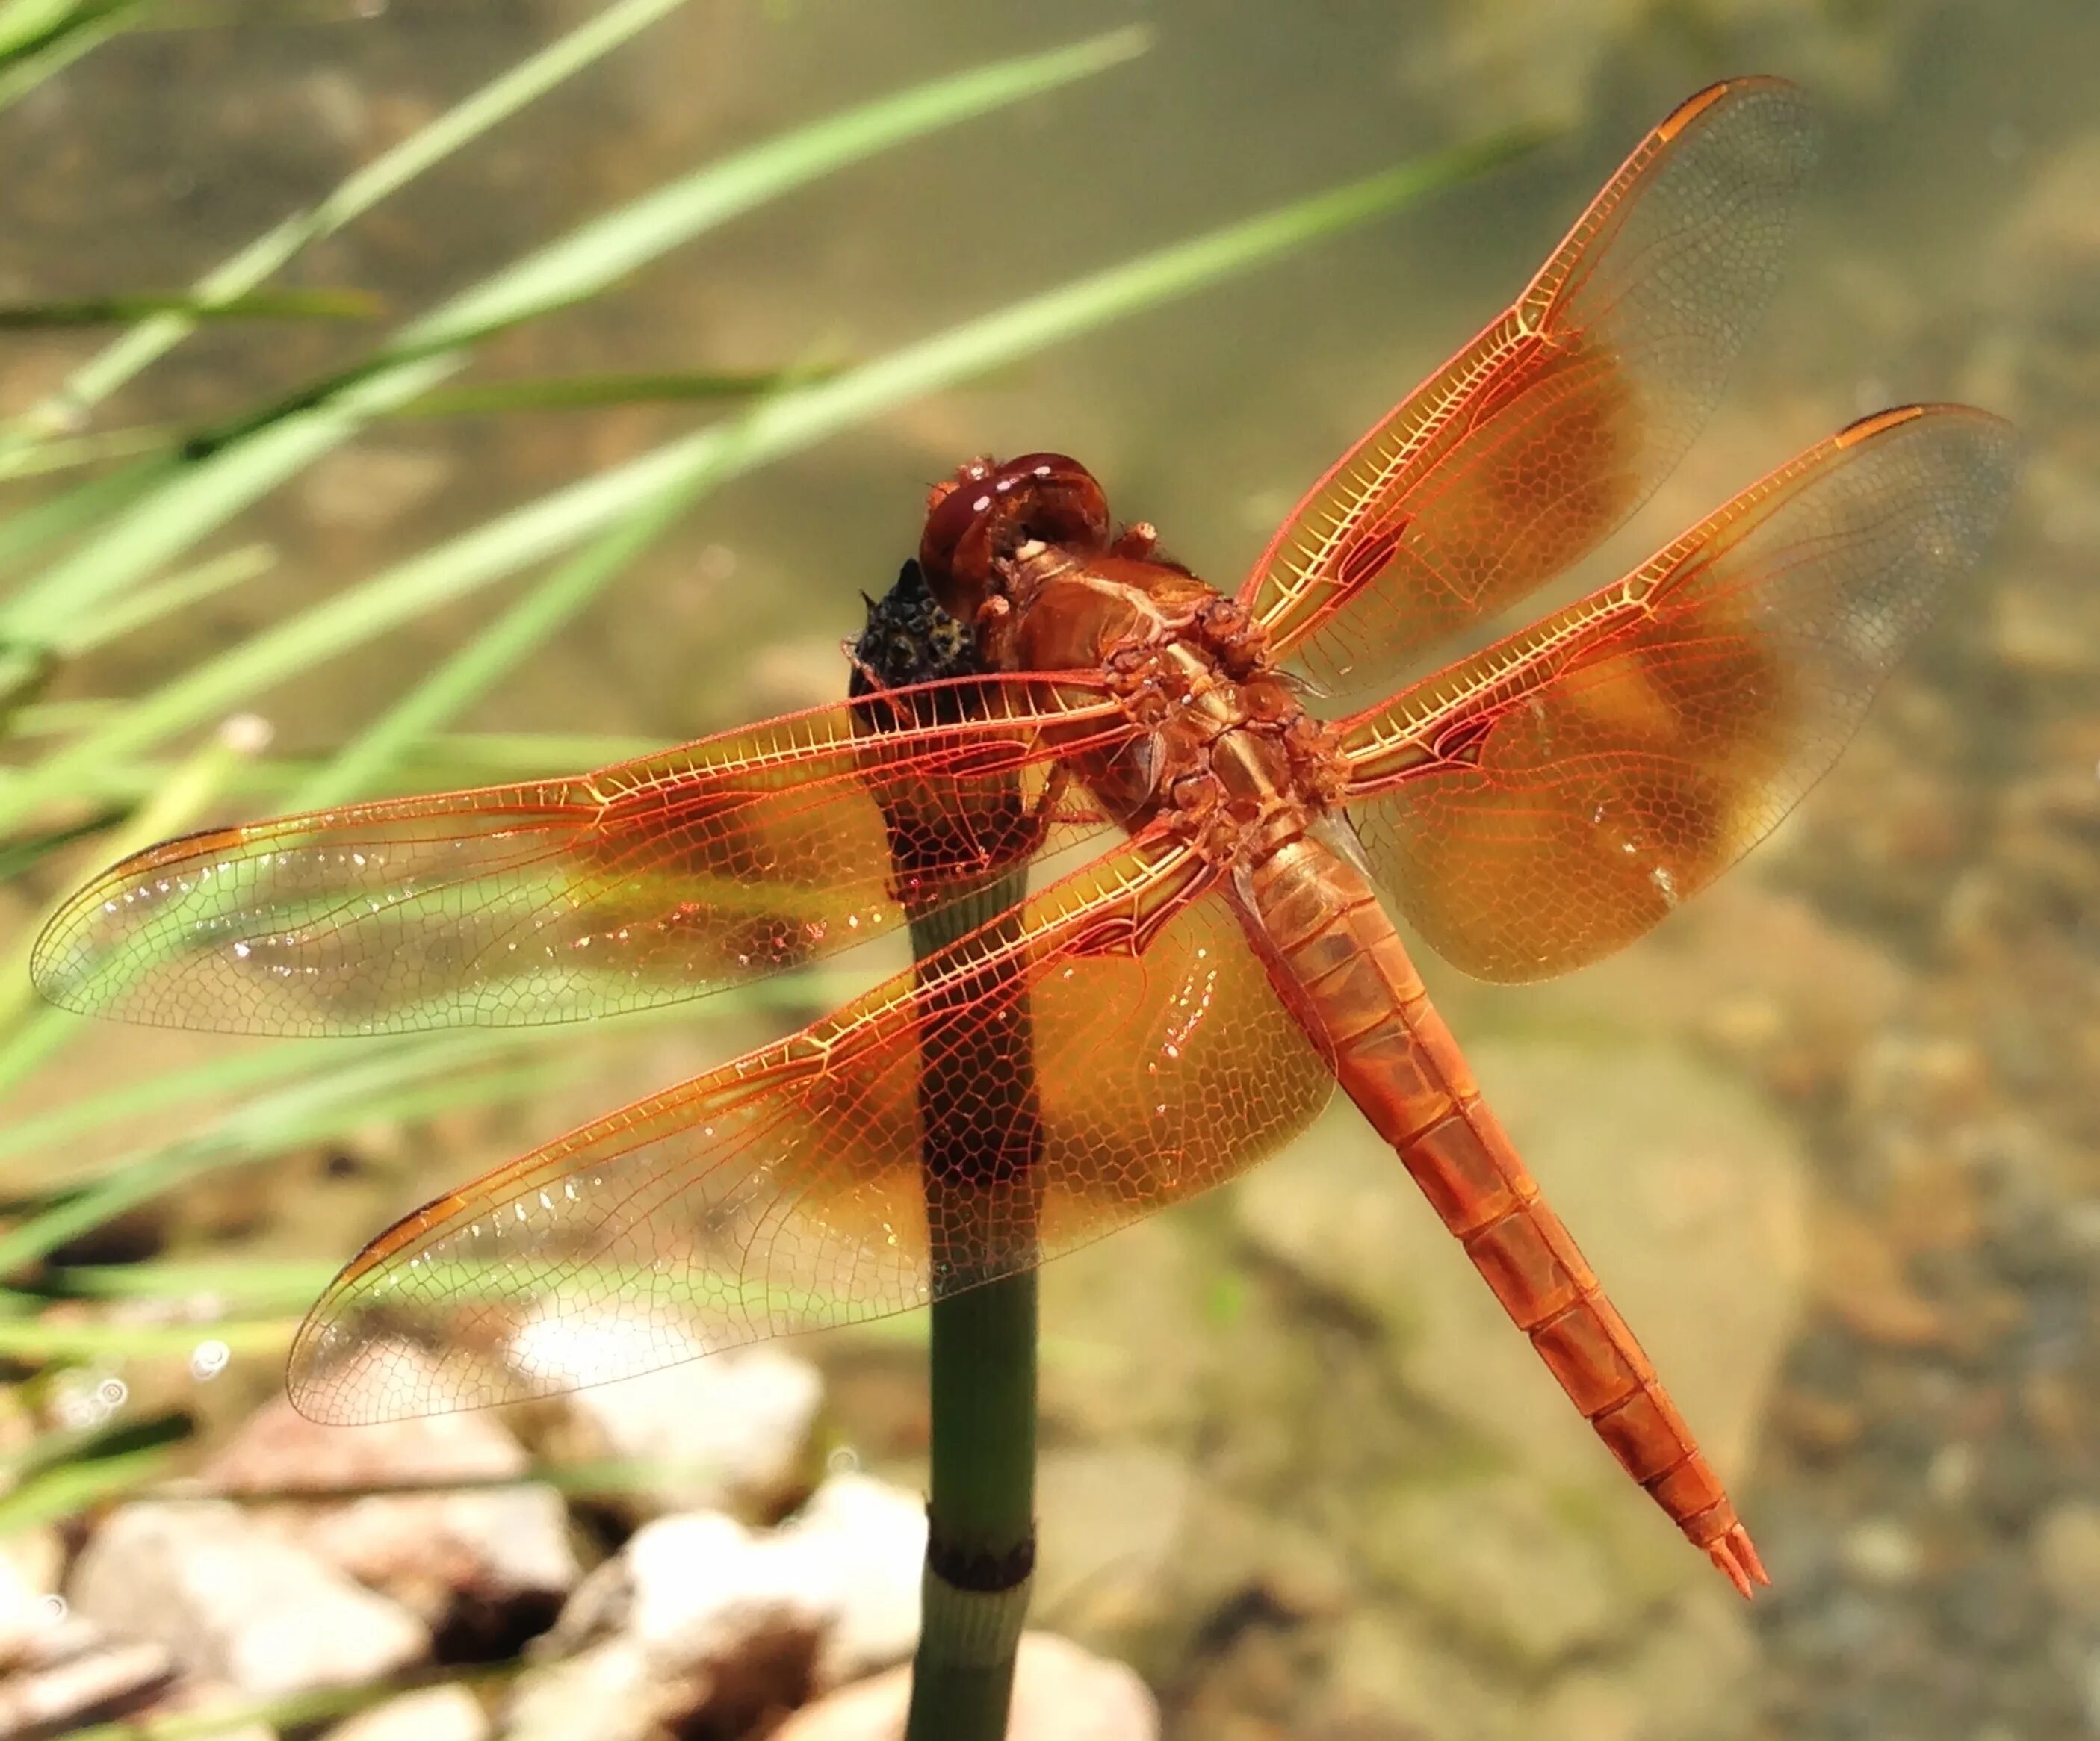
1655,74 -> 1789,141
1836,403 -> 1930,447
1707,1523 -> 1771,1598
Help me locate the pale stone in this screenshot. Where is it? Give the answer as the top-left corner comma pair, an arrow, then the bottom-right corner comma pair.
1239,1037 -> 1805,1511
68,1501 -> 427,1699
205,1386 -> 578,1631
1034,1448 -> 1194,1644
2036,1500 -> 2100,1619
326,1685 -> 490,1741
771,1631 -> 1156,1741
526,1309 -> 822,1519
1360,1474 -> 1623,1669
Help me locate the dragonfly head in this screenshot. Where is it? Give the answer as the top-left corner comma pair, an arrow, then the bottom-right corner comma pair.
919,452 -> 1109,625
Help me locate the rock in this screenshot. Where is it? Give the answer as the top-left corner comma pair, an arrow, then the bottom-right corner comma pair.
1526,1591 -> 1756,1741
622,1510 -> 829,1669
1037,1216 -> 1218,1444
512,1474 -> 926,1737
0,1633 -> 176,1737
1239,1037 -> 1806,1501
299,444 -> 454,532
1230,1036 -> 1803,1723
502,1640 -> 662,1741
326,1685 -> 491,1741
1810,1205 -> 1947,1350
1323,1605 -> 1506,1741
787,1473 -> 927,1689
525,1311 -> 821,1519
1988,129 -> 2100,326
204,1387 -> 579,1645
0,1527 -> 65,1668
67,1501 -> 428,1699
770,1631 -> 1157,1741
1839,1519 -> 1923,1590
2034,1500 -> 2100,1619
134,1678 -> 279,1741
1357,1474 -> 1625,1669
619,1474 -> 923,1688
1034,1449 -> 1194,1647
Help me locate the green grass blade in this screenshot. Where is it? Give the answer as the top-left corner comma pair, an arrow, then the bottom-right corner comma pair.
0,120 -> 1537,835
0,25 -> 1150,642
62,1669 -> 525,1741
288,390 -> 770,811
0,0 -> 695,456
0,1436 -> 181,1533
0,455 -> 178,575
6,698 -> 120,737
0,1042 -> 568,1273
0,1043 -> 344,1168
0,1315 -> 296,1361
0,715 -> 270,1081
0,0 -> 145,116
0,288 -> 381,328
0,369 -> 830,488
0,0 -> 130,60
398,365 -> 836,418
56,542 -> 275,657
0,421 -> 171,480
49,1257 -> 334,1306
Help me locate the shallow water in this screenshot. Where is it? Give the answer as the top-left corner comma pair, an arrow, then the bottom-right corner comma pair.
2,3 -> 2096,1737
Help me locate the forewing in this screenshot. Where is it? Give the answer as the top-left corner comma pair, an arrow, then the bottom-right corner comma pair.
32,674 -> 1128,1034
1242,77 -> 1819,696
285,839 -> 1335,1422
1337,406 -> 2018,980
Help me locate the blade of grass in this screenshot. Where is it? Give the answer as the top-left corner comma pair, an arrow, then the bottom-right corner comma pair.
0,120 -> 1543,835
399,364 -> 838,418
0,421 -> 173,480
0,0 -> 147,116
0,714 -> 270,1083
0,1407 -> 188,1484
0,964 -> 856,1185
0,1437 -> 181,1533
288,372 -> 781,811
0,24 -> 1151,648
0,367 -> 834,488
0,810 -> 124,881
406,730 -> 665,770
63,1667 -> 527,1741
0,1043 -> 348,1167
7,698 -> 121,736
0,288 -> 381,328
48,1257 -> 335,1305
0,1314 -> 295,1360
56,542 -> 275,657
0,0 -> 696,459
0,455 -> 179,573
0,0 -> 131,60
0,1044 -> 566,1273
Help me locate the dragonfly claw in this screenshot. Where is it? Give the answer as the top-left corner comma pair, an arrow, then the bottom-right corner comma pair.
1709,1523 -> 1771,1598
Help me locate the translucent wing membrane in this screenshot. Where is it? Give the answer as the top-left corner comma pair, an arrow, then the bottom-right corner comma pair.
32,674 -> 1130,1034
286,839 -> 1334,1421
1241,77 -> 1819,697
1338,406 -> 2019,981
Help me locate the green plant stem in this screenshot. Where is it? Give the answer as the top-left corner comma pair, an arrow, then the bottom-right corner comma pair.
902,881 -> 1039,1740
914,1274 -> 1038,1734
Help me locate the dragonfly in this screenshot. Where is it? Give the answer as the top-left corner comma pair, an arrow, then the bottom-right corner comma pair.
33,78 -> 2016,1596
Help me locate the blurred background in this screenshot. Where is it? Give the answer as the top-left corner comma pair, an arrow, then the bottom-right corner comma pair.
0,2 -> 2094,1738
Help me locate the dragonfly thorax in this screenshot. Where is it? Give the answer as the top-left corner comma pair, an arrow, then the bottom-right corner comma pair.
914,452 -> 1351,871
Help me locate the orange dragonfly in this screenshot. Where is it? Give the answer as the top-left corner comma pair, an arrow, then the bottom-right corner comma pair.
33,78 -> 2016,1596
